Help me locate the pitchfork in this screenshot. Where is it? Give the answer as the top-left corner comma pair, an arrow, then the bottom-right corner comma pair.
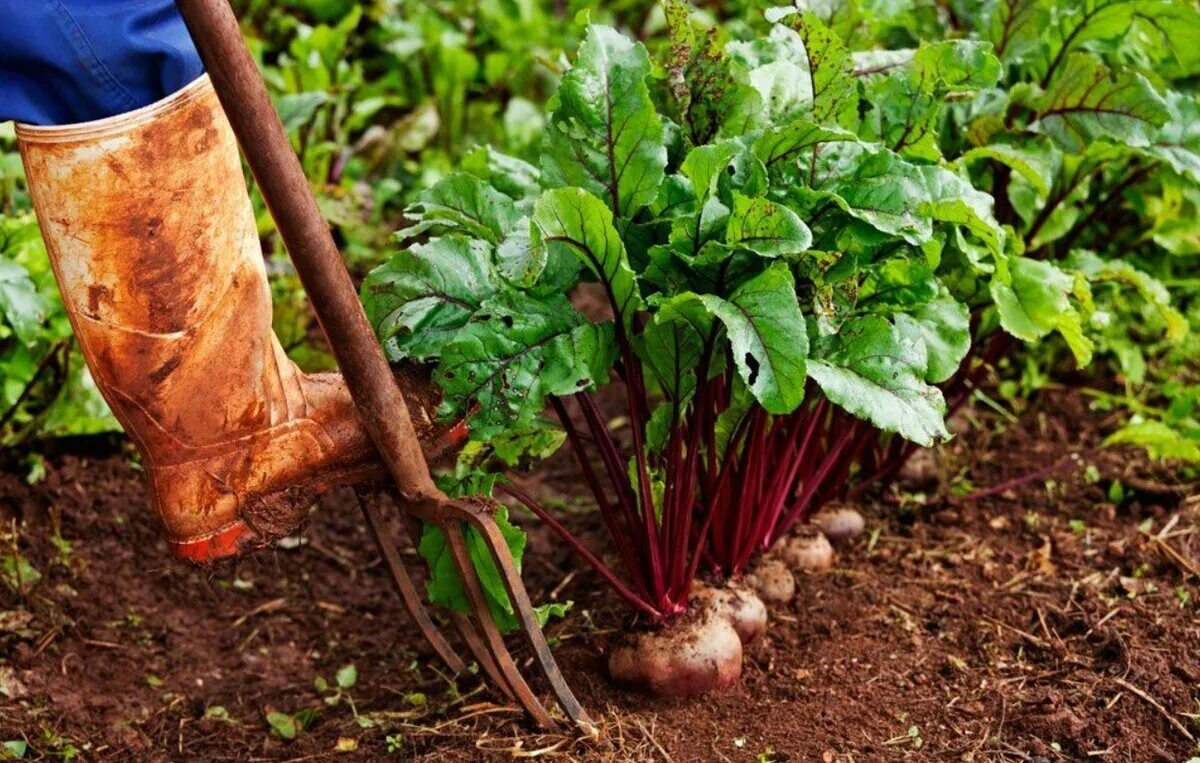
175,0 -> 592,732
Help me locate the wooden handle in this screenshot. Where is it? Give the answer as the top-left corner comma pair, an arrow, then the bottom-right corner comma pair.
175,0 -> 444,509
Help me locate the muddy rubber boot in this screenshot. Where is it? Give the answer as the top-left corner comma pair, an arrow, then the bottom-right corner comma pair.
17,75 -> 461,563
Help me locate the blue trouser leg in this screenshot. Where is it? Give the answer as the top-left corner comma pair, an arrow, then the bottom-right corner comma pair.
0,0 -> 204,126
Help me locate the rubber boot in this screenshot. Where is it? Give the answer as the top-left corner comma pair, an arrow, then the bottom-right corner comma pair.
17,75 -> 461,562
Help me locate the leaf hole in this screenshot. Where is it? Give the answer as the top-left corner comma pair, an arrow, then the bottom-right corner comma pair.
744,353 -> 760,386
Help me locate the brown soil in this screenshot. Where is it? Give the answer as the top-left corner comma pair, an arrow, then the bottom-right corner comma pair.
0,389 -> 1197,762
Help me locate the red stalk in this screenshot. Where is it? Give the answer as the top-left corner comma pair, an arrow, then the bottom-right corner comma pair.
550,395 -> 647,593
508,312 -> 1022,621
576,392 -> 641,534
497,483 -> 662,619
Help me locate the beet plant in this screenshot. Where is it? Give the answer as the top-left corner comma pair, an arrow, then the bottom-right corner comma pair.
363,7 -> 991,621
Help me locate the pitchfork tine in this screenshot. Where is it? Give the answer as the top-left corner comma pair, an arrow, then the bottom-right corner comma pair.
460,508 -> 595,731
442,521 -> 554,728
355,489 -> 466,675
380,490 -> 516,700
376,488 -> 518,702
447,611 -> 514,700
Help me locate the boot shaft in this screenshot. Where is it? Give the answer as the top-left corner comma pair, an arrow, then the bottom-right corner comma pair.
18,75 -> 304,460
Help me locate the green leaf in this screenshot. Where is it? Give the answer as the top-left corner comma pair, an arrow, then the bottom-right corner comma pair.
267,712 -> 298,741
275,92 -> 329,135
0,260 -> 47,346
494,222 -> 545,286
860,258 -> 939,311
1144,90 -> 1200,184
726,193 -> 812,256
663,0 -> 765,144
912,41 -> 1002,93
920,165 -> 1006,255
1066,250 -> 1186,343
436,454 -> 503,500
0,554 -> 40,593
461,145 -> 543,202
752,119 -> 858,168
807,315 -> 949,446
1032,53 -> 1170,153
1041,0 -> 1200,73
900,289 -> 971,384
493,419 -> 568,467
636,293 -> 715,405
986,0 -> 1049,64
532,600 -> 573,628
960,140 -> 1060,199
532,188 -> 642,324
400,173 -> 522,244
714,374 -> 755,456
991,257 -> 1094,366
668,195 -> 731,262
361,237 -> 496,362
335,664 -> 357,690
419,507 -> 572,633
788,13 -> 858,129
437,291 -> 613,438
419,506 -> 521,627
862,41 -> 999,161
699,263 -> 808,414
821,147 -> 933,245
1104,420 -> 1200,463
2,740 -> 27,759
543,26 -> 667,218
680,142 -> 740,205
729,26 -> 812,125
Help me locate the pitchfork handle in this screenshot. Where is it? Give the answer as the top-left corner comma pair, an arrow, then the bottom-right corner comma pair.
175,0 -> 445,510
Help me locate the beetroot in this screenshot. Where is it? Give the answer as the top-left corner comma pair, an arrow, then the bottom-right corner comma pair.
898,448 -> 940,490
745,557 -> 796,605
695,583 -> 767,645
608,607 -> 742,697
607,581 -> 769,696
812,505 -> 865,543
779,527 -> 834,573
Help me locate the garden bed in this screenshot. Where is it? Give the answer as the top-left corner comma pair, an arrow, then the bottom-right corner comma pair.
0,388 -> 1197,761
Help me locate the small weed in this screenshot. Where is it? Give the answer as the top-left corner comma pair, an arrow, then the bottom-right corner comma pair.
266,708 -> 318,741
22,454 -> 45,485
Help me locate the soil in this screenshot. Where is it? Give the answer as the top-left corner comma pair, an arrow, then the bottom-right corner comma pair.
0,388 -> 1197,762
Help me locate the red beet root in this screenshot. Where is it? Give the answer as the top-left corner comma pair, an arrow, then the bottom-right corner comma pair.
608,606 -> 743,697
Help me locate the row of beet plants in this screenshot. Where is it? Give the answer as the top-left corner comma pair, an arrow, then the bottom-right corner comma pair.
362,0 -> 1198,694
